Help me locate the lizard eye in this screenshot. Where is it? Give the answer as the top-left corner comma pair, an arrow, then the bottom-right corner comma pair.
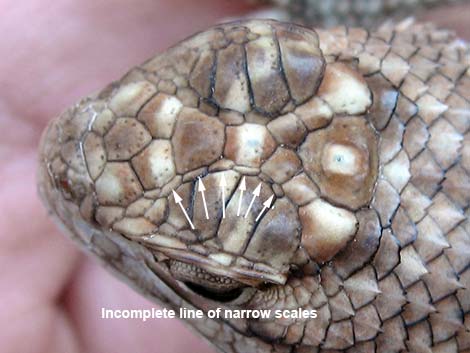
184,282 -> 245,303
169,260 -> 246,302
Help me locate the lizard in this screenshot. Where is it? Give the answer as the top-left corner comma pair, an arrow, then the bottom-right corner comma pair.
37,2 -> 470,352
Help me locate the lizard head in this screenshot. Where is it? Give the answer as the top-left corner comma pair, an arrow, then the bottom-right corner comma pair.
38,19 -> 414,349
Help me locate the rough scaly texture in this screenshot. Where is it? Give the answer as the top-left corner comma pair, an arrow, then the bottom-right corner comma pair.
258,0 -> 466,27
38,19 -> 470,353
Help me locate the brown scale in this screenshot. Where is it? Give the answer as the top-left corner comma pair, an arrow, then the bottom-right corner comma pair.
38,19 -> 470,353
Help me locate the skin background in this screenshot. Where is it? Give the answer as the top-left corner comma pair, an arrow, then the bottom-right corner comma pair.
0,1 -> 469,352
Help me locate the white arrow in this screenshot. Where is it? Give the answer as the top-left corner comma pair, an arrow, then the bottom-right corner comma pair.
255,195 -> 274,222
197,178 -> 209,220
172,190 -> 195,230
244,183 -> 262,219
220,173 -> 227,219
236,177 -> 246,217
